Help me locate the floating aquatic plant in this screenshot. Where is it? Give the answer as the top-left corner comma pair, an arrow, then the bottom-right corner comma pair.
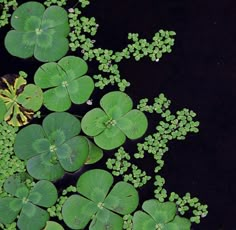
81,91 -> 148,150
4,1 -> 70,62
0,74 -> 43,126
14,112 -> 89,181
62,169 -> 139,229
34,56 -> 94,111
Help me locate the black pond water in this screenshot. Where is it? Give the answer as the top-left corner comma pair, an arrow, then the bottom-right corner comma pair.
1,1 -> 236,229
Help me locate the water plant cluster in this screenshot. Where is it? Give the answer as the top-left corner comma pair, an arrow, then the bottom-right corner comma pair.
0,0 -> 208,229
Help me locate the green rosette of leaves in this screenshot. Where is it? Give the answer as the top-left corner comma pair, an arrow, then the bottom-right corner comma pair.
34,56 -> 94,111
133,199 -> 191,230
81,91 -> 148,150
4,1 -> 70,62
0,74 -> 43,126
14,112 -> 90,181
0,173 -> 57,230
62,169 -> 139,230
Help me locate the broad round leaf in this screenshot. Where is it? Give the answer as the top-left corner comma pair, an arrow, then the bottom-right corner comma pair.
5,2 -> 69,62
84,138 -> 103,165
81,108 -> 108,136
27,152 -> 64,181
34,62 -> 67,89
42,112 -> 81,140
0,197 -> 22,224
62,194 -> 98,229
104,181 -> 139,215
41,5 -> 70,35
100,91 -> 133,119
116,109 -> 148,139
34,56 -> 88,87
10,2 -> 45,30
28,180 -> 57,207
14,124 -> 45,160
164,216 -> 191,230
44,221 -> 64,230
4,173 -> 30,198
43,86 -> 71,111
57,136 -> 89,172
58,56 -> 88,81
68,76 -> 94,104
90,208 -> 123,230
16,84 -> 43,111
142,200 -> 177,224
17,203 -> 49,230
76,169 -> 114,203
4,30 -> 36,59
94,126 -> 126,150
133,211 -> 156,230
34,35 -> 69,62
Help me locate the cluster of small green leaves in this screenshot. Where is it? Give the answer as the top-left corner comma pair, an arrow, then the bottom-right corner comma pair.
44,0 -> 66,7
0,0 -> 18,28
123,214 -> 133,230
47,185 -> 76,220
154,175 -> 167,202
68,8 -> 98,51
135,95 -> 200,174
106,147 -> 151,188
79,0 -> 90,8
127,30 -> 175,61
87,29 -> 175,91
169,192 -> 208,224
137,93 -> 171,114
67,1 -> 175,91
0,122 -> 25,196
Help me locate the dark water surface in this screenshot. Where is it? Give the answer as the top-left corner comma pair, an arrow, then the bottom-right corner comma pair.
1,1 -> 236,229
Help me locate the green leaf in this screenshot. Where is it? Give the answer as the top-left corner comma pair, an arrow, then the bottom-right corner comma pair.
142,200 -> 176,224
17,203 -> 49,230
43,85 -> 71,111
76,169 -> 114,203
0,197 -> 22,224
57,136 -> 88,172
44,221 -> 64,230
90,208 -> 123,230
14,124 -> 45,160
16,84 -> 43,111
4,2 -> 70,62
84,138 -> 103,165
104,182 -> 139,215
0,99 -> 7,122
133,211 -> 156,230
81,108 -> 108,136
32,138 -> 51,154
68,76 -> 94,104
26,152 -> 64,181
28,180 -> 57,207
100,91 -> 133,119
34,56 -> 93,110
164,216 -> 191,230
62,194 -> 98,229
34,62 -> 67,89
117,109 -> 148,139
58,56 -> 88,81
10,2 -> 45,30
4,30 -> 35,59
42,112 -> 81,140
4,173 -> 31,198
94,126 -> 126,150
